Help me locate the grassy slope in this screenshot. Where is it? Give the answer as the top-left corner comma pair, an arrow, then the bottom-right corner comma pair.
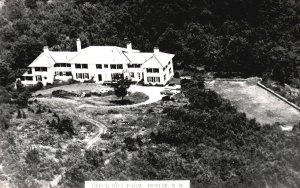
209,80 -> 300,126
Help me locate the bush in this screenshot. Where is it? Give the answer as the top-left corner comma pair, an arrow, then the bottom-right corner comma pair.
52,90 -> 77,98
174,71 -> 180,78
83,79 -> 95,83
108,109 -> 119,114
57,117 -> 75,135
34,82 -> 43,91
162,96 -> 175,101
25,148 -> 40,164
36,108 -> 43,114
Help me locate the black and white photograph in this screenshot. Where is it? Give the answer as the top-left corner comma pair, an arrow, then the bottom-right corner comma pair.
0,0 -> 300,187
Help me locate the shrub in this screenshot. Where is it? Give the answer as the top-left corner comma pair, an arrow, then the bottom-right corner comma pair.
25,148 -> 40,164
52,90 -> 77,98
57,117 -> 75,135
147,108 -> 154,113
174,71 -> 180,78
17,109 -> 22,118
46,120 -> 50,124
108,109 -> 119,114
34,82 -> 44,91
36,108 -> 43,114
162,96 -> 174,101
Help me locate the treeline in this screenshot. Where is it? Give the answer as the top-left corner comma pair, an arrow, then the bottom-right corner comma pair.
0,0 -> 299,86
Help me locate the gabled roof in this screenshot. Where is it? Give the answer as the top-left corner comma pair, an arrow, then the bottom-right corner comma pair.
141,52 -> 174,68
28,51 -> 78,67
69,46 -> 138,64
49,52 -> 78,63
28,53 -> 55,67
123,52 -> 153,64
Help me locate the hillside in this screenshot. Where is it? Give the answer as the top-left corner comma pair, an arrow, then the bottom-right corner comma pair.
0,0 -> 299,86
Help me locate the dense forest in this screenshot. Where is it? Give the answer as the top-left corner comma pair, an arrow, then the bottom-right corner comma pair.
0,0 -> 299,86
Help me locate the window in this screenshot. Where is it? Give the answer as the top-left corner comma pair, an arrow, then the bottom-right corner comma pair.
117,64 -> 123,69
36,75 -> 42,81
128,64 -> 133,68
164,74 -> 166,81
96,64 -> 102,69
66,72 -> 72,76
111,73 -> 123,80
169,67 -> 172,74
75,64 -> 81,69
76,73 -> 83,79
84,73 -> 89,79
146,68 -> 159,73
24,76 -> 33,81
104,64 -> 108,68
110,64 -> 116,69
35,67 -> 47,72
147,77 -> 160,83
55,63 -> 71,67
75,64 -> 88,69
28,69 -> 32,74
130,72 -> 134,78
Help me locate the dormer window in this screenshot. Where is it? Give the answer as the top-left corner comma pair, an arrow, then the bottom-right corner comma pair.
35,67 -> 47,72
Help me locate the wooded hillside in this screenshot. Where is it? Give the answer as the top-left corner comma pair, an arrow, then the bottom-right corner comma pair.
0,0 -> 299,86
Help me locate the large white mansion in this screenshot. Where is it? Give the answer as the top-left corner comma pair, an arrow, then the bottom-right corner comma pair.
20,39 -> 175,86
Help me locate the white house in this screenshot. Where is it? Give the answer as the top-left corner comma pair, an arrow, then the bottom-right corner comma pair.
20,39 -> 174,86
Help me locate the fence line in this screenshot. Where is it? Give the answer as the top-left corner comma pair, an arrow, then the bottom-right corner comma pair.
257,82 -> 300,111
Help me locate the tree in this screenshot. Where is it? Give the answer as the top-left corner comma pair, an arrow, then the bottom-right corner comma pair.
113,78 -> 131,101
272,63 -> 285,85
57,117 -> 75,135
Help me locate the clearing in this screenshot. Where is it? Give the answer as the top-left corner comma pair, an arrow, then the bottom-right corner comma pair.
208,80 -> 300,127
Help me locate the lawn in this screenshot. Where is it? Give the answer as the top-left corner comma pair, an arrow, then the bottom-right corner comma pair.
34,83 -> 112,96
208,80 -> 300,127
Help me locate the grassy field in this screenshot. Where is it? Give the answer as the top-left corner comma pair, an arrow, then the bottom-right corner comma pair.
209,80 -> 300,127
35,83 -> 149,106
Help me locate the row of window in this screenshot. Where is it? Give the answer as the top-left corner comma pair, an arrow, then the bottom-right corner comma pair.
75,64 -> 88,69
110,64 -> 123,69
129,72 -> 141,79
35,67 -> 47,72
128,64 -> 141,68
76,73 -> 89,79
111,73 -> 123,80
54,63 -> 71,67
55,71 -> 72,76
147,77 -> 160,83
146,68 -> 159,73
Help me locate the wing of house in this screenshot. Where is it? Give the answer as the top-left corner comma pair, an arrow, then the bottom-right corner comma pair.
21,39 -> 175,86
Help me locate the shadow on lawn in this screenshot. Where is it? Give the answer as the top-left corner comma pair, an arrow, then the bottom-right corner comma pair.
109,99 -> 134,105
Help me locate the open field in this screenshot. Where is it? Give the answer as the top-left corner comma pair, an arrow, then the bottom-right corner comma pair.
208,80 -> 300,127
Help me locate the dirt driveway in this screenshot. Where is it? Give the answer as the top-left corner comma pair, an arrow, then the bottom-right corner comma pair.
209,80 -> 300,128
